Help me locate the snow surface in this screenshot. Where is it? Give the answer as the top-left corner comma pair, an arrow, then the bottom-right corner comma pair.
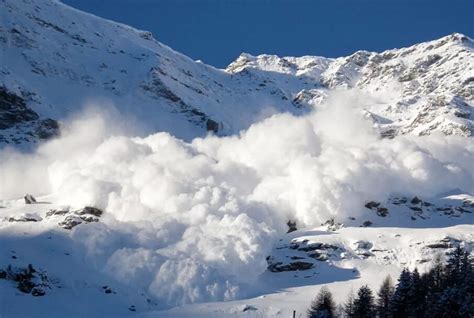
0,0 -> 473,317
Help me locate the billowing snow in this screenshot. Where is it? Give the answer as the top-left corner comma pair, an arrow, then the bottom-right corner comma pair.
1,91 -> 473,316
0,0 -> 473,317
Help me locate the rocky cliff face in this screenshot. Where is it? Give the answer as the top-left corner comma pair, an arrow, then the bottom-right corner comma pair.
1,0 -> 473,148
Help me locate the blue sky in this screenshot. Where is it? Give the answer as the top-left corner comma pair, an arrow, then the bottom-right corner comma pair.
63,0 -> 473,68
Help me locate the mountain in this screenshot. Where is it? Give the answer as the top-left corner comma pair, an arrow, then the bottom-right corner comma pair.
0,0 -> 473,317
1,0 -> 473,147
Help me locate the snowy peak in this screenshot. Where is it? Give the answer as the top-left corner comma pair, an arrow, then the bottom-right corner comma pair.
1,0 -> 473,148
226,33 -> 474,137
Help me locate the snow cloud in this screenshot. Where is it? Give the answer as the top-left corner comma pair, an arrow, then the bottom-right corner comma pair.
1,90 -> 473,307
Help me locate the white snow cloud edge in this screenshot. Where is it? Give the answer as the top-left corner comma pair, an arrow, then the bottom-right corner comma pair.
0,90 -> 473,307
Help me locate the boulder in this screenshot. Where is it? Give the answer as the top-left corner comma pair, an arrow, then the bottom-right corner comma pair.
58,215 -> 83,230
74,206 -> 103,217
24,194 -> 36,204
287,220 -> 297,233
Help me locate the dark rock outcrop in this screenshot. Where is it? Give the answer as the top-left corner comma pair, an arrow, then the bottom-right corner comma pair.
268,261 -> 313,272
0,87 -> 39,129
206,118 -> 219,133
0,264 -> 49,296
24,194 -> 37,204
46,206 -> 103,230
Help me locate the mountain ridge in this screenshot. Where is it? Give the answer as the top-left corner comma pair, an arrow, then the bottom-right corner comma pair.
1,0 -> 473,148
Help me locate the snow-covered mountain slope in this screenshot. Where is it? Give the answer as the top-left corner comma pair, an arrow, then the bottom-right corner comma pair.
0,0 -> 307,146
227,33 -> 474,138
1,0 -> 473,147
0,0 -> 473,317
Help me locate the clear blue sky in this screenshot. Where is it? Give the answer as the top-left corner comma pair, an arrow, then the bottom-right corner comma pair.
62,0 -> 473,68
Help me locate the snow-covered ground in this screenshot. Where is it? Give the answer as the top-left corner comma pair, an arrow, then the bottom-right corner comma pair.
0,0 -> 473,317
0,194 -> 472,317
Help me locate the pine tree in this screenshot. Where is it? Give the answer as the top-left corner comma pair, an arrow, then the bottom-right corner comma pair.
430,254 -> 446,291
353,285 -> 375,318
431,247 -> 474,318
376,275 -> 394,318
343,288 -> 356,318
457,248 -> 474,317
307,286 -> 336,318
408,268 -> 426,317
391,268 -> 412,318
423,255 -> 445,317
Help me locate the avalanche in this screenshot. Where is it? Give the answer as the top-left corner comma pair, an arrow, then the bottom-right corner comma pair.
0,0 -> 473,317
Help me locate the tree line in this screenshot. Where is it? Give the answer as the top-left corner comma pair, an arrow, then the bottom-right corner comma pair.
307,246 -> 473,317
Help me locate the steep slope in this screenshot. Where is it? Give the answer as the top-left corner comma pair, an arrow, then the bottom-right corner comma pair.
0,0 -> 305,146
1,0 -> 473,147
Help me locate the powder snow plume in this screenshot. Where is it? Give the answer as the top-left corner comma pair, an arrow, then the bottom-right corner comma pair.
0,90 -> 473,307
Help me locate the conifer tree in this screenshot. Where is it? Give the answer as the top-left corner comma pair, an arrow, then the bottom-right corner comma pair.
343,288 -> 356,318
391,268 -> 412,318
307,286 -> 336,318
376,275 -> 394,318
409,268 -> 426,317
353,285 -> 375,318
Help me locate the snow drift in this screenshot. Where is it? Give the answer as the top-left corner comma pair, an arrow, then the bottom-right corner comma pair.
0,90 -> 473,307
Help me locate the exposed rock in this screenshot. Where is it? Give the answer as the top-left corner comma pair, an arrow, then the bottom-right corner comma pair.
268,261 -> 313,272
411,196 -> 422,205
357,251 -> 374,258
290,256 -> 306,260
289,242 -> 300,250
139,31 -> 153,41
45,207 -> 70,217
365,201 -> 380,209
297,242 -> 339,252
242,305 -> 258,312
35,118 -> 59,139
0,87 -> 38,129
206,118 -> 219,133
58,215 -> 83,230
8,213 -> 42,222
1,264 -> 49,296
287,220 -> 297,233
0,87 -> 59,144
308,252 -> 329,261
24,194 -> 36,204
376,207 -> 389,217
74,206 -> 103,217
354,240 -> 373,250
391,197 -> 408,205
426,242 -> 452,249
365,201 -> 389,217
353,241 -> 374,258
102,285 -> 113,294
322,219 -> 343,231
47,206 -> 102,229
79,215 -> 99,223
